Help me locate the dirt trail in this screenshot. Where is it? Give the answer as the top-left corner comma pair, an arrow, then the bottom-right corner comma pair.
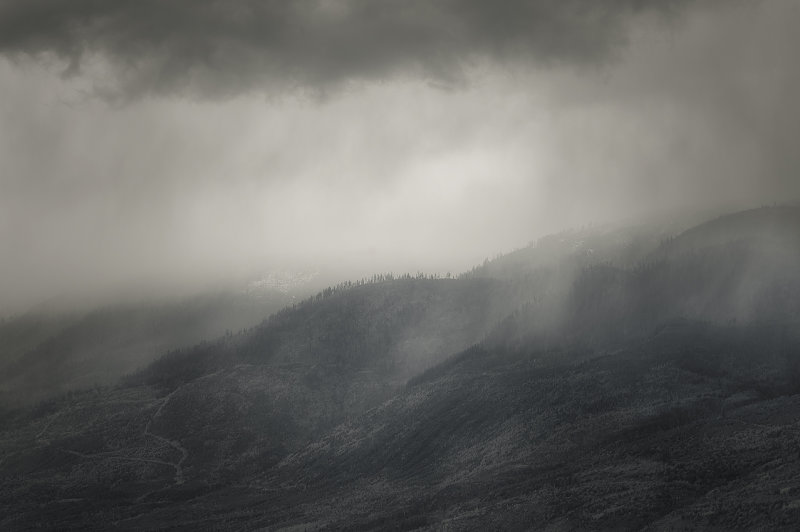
35,411 -> 61,442
60,448 -> 179,473
144,388 -> 190,485
140,368 -> 227,485
58,369 -> 226,487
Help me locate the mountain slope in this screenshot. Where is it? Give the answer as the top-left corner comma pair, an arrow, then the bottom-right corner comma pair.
0,290 -> 303,405
1,206 -> 800,530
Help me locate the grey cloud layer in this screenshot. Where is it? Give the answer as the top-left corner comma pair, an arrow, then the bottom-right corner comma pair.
0,0 -> 686,98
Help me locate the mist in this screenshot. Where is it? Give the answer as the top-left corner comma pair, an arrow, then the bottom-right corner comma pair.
6,4 -> 800,527
2,0 -> 800,314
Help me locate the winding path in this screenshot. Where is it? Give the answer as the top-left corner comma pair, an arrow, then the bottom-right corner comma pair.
143,388 -> 189,485
59,369 -> 227,488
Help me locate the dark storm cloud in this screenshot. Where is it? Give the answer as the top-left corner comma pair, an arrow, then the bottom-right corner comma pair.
0,0 -> 687,98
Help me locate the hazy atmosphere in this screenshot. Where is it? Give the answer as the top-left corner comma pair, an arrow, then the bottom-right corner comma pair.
2,0 -> 799,313
5,3 -> 800,529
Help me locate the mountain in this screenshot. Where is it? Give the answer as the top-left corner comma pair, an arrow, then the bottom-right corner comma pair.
1,206 -> 800,530
0,284 -> 316,406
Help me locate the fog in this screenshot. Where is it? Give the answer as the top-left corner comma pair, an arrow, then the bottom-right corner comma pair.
1,0 -> 799,314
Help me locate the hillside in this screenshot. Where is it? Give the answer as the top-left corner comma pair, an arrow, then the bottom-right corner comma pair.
0,289 -> 304,406
1,206 -> 800,530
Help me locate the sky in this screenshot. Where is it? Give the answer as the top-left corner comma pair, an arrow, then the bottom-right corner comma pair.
1,0 -> 799,313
